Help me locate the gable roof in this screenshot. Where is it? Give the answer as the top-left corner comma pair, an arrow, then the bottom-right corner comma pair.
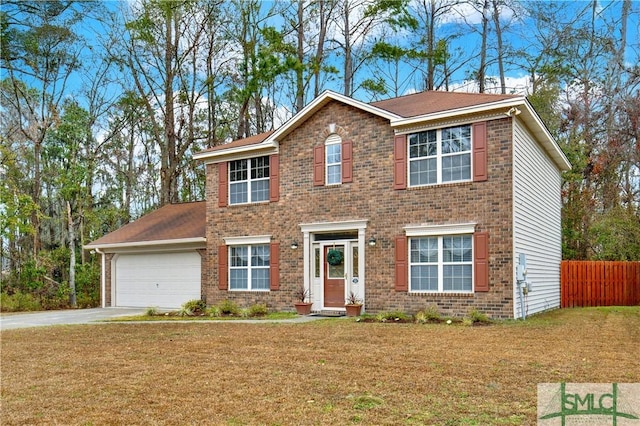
193,90 -> 570,171
85,201 -> 206,250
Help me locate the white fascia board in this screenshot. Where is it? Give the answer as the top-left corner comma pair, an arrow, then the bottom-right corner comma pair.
84,237 -> 206,252
224,235 -> 272,245
520,98 -> 572,171
192,140 -> 279,164
404,223 -> 477,236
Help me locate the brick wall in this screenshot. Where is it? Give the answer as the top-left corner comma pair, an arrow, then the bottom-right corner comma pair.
204,101 -> 515,318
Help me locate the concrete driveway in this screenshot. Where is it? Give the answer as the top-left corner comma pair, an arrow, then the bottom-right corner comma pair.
0,308 -> 145,330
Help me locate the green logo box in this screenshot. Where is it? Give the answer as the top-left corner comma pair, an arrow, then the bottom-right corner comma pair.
538,383 -> 640,425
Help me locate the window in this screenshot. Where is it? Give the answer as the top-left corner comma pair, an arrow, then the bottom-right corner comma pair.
229,244 -> 270,290
409,125 -> 471,186
325,134 -> 342,185
229,156 -> 269,204
409,234 -> 473,292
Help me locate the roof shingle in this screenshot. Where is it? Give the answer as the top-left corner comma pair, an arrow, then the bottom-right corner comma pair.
86,201 -> 206,247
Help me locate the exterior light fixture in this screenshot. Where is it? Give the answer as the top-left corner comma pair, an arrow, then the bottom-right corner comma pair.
290,241 -> 299,250
368,237 -> 377,247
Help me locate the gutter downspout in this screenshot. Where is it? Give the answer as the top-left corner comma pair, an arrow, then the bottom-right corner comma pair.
94,247 -> 106,308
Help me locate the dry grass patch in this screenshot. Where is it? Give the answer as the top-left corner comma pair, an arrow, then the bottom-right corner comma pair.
1,307 -> 638,425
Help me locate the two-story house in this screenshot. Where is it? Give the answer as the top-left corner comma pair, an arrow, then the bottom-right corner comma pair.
86,90 -> 571,319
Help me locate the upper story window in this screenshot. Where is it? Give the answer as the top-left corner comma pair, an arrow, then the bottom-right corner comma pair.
229,156 -> 269,204
409,125 -> 471,186
325,134 -> 342,185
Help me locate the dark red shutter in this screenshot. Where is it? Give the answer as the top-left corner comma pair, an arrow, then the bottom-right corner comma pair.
218,245 -> 228,290
269,154 -> 279,202
395,236 -> 408,292
313,145 -> 325,186
342,140 -> 353,183
270,242 -> 280,291
472,121 -> 488,182
393,134 -> 407,190
218,162 -> 228,207
474,232 -> 489,292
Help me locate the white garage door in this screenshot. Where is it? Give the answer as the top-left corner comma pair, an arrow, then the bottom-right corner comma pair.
114,251 -> 201,309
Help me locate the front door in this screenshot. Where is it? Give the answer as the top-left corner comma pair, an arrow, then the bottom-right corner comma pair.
324,245 -> 345,307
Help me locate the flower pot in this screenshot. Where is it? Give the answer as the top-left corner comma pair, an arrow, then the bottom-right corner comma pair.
345,304 -> 362,317
294,302 -> 312,315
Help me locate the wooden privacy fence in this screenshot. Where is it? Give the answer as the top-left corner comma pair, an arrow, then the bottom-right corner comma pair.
561,261 -> 640,307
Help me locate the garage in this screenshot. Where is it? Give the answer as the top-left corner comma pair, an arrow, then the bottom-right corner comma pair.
114,251 -> 202,309
84,201 -> 207,309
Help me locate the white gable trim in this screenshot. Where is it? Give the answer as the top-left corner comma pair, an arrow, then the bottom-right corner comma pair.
270,90 -> 400,142
193,140 -> 279,163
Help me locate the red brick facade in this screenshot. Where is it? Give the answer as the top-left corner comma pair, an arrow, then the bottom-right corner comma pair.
203,100 -> 516,318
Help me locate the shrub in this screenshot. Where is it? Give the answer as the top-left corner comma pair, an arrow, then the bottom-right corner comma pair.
206,305 -> 221,317
375,310 -> 411,323
218,299 -> 240,316
465,308 -> 492,324
144,307 -> 158,317
415,304 -> 441,323
177,306 -> 193,317
0,291 -> 42,312
181,299 -> 206,315
248,303 -> 268,317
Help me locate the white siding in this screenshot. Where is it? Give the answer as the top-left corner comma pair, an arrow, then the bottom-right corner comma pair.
513,121 -> 563,318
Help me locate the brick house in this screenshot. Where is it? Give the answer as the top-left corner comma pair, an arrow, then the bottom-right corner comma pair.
87,90 -> 570,319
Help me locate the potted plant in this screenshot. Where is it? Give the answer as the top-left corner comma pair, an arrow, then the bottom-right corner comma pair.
294,285 -> 312,315
345,291 -> 363,317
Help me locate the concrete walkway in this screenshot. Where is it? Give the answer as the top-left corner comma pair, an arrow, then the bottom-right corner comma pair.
0,308 -> 333,330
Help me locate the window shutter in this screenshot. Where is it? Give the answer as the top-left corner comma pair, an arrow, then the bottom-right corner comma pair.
472,121 -> 488,182
270,242 -> 280,290
393,134 -> 407,190
313,145 -> 325,186
269,154 -> 279,202
218,162 -> 228,207
474,232 -> 489,292
395,236 -> 408,292
218,245 -> 228,290
342,140 -> 353,183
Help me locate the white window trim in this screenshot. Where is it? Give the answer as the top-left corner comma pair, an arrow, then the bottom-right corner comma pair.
224,235 -> 271,245
408,125 -> 472,187
408,234 -> 474,294
229,156 -> 270,205
404,223 -> 476,237
325,134 -> 342,186
405,223 -> 476,294
228,243 -> 271,292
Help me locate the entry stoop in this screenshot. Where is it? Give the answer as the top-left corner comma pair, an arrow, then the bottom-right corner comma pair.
315,310 -> 346,317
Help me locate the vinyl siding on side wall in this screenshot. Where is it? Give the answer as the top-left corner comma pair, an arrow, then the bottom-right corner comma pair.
512,120 -> 563,318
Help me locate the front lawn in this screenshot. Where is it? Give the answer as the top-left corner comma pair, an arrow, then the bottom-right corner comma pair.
1,306 -> 638,425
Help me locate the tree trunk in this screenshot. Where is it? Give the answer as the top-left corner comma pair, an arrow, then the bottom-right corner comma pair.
492,0 -> 506,94
67,201 -> 77,308
478,0 -> 489,93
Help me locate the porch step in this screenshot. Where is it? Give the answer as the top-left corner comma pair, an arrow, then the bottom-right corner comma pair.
315,310 -> 346,317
